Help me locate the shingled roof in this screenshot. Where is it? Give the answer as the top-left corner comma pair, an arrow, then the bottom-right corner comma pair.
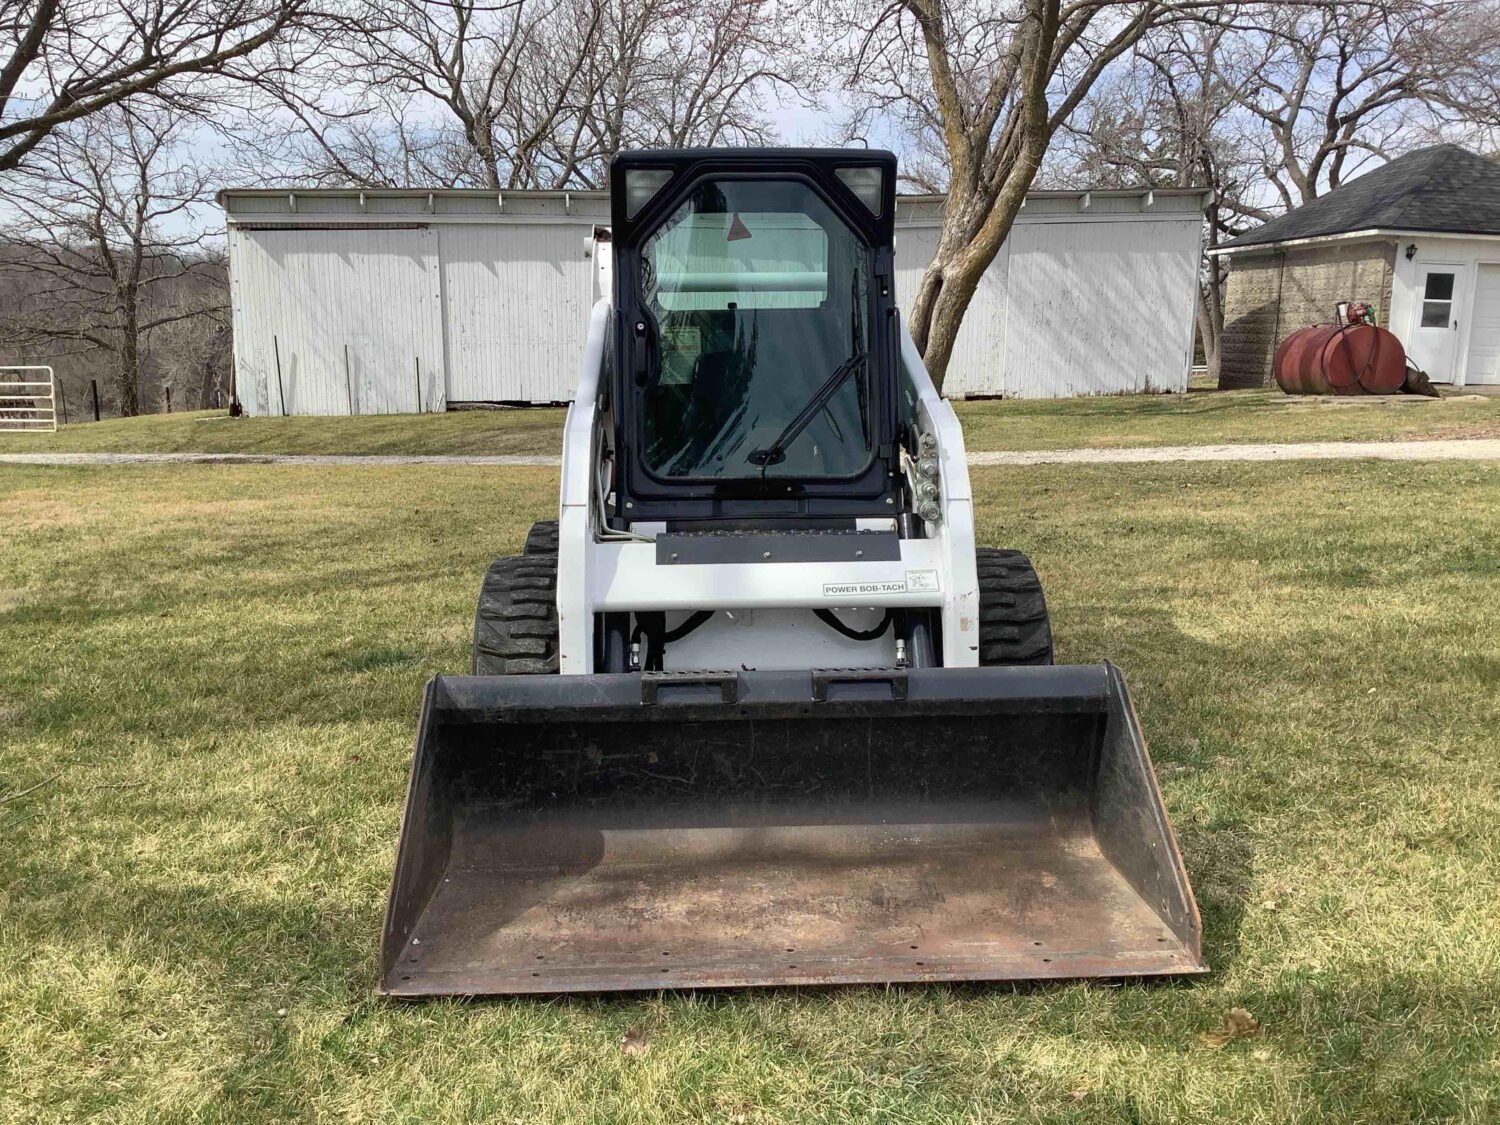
1218,145 -> 1500,250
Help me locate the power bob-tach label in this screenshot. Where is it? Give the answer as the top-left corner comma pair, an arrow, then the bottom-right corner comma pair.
823,570 -> 940,598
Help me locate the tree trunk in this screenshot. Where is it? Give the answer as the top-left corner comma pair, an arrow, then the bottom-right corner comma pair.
915,256 -> 988,387
115,296 -> 142,417
907,163 -> 1037,392
198,353 -> 217,409
1195,291 -> 1220,385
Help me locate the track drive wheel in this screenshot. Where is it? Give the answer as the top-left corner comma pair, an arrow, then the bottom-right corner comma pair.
976,547 -> 1053,666
473,555 -> 560,675
523,520 -> 559,556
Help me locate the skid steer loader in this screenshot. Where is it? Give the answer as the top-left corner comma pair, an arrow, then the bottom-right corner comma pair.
381,149 -> 1205,996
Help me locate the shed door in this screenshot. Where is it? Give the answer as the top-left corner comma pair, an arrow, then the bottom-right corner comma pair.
1464,264 -> 1500,385
232,228 -> 444,415
1407,265 -> 1464,380
439,223 -> 595,403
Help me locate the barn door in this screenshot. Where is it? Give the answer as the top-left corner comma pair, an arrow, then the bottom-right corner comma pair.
231,227 -> 444,415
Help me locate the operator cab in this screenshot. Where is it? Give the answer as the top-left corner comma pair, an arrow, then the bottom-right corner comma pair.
610,149 -> 902,524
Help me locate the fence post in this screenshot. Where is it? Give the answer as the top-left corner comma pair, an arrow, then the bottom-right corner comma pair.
273,335 -> 287,417
91,379 -> 101,422
57,379 -> 68,426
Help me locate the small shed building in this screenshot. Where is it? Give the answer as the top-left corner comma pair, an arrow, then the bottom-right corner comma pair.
219,185 -> 1207,414
1214,145 -> 1500,388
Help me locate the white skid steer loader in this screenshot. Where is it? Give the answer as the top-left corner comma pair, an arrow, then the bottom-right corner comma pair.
381,150 -> 1205,996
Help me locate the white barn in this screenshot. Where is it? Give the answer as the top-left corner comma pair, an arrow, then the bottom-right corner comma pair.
219,186 -> 1207,414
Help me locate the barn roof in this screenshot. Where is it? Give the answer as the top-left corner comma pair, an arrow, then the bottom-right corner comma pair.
1217,145 -> 1500,250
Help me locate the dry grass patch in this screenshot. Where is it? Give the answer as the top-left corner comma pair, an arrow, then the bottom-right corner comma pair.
4,388 -> 1500,458
1,459 -> 1497,1122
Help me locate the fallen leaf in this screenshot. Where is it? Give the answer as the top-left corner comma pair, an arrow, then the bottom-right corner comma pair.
620,1026 -> 651,1056
1199,1007 -> 1261,1048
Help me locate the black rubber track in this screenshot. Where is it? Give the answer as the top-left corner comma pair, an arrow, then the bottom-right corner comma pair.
975,547 -> 1053,666
473,555 -> 560,675
523,520 -> 559,556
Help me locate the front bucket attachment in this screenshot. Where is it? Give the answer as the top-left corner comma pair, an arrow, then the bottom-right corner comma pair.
380,665 -> 1205,996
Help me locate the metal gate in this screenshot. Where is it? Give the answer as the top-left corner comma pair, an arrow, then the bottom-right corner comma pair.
0,367 -> 57,432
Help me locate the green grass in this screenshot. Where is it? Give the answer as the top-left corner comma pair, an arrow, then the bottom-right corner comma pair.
2,461 -> 1498,1122
0,407 -> 566,457
4,386 -> 1497,456
953,385 -> 1500,451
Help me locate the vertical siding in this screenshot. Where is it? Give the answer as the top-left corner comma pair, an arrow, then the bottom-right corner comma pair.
227,230 -> 264,414
225,191 -> 1207,408
1467,264 -> 1500,384
1003,219 -> 1201,397
439,223 -> 595,402
229,228 -> 444,415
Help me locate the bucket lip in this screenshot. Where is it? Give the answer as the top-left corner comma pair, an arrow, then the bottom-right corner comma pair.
426,663 -> 1117,723
378,952 -> 1210,998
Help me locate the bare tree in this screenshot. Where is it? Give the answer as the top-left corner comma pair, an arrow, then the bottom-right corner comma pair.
1056,0 -> 1500,384
834,0 -> 1230,390
248,0 -> 813,190
0,104 -> 226,415
1053,19 -> 1265,380
0,0 -> 344,175
1223,0 -> 1500,210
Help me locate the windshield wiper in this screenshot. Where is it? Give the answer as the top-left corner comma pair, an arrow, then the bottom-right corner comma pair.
747,351 -> 868,468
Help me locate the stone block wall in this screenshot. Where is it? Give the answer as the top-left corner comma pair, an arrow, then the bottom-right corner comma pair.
1220,239 -> 1397,388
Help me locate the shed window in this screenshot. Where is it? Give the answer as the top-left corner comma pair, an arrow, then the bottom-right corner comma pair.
1420,271 -> 1455,328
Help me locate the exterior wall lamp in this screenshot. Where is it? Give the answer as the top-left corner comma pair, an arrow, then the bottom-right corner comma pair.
1405,243 -> 1418,261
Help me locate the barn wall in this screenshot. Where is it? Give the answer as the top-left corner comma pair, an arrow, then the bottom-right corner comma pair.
1219,238 -> 1397,390
225,188 -> 1206,410
226,191 -> 607,414
895,193 -> 1206,398
1001,216 -> 1203,397
438,223 -> 596,403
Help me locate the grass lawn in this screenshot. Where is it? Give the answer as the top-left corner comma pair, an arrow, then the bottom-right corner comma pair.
2,460 -> 1498,1122
3,386 -> 1497,457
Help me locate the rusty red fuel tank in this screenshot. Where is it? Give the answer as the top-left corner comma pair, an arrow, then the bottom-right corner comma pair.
1273,323 -> 1407,395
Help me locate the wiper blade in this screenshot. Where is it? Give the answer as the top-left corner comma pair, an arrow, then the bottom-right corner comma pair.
747,351 -> 868,467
